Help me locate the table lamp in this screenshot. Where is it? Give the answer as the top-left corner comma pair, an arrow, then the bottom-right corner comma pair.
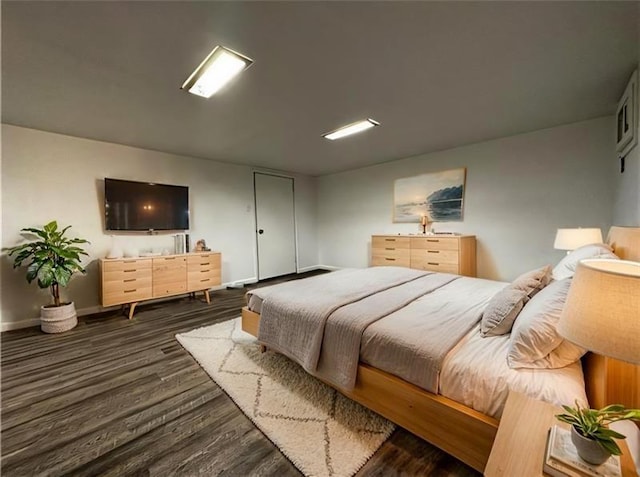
554,228 -> 603,254
556,259 -> 640,469
420,215 -> 430,235
558,259 -> 639,365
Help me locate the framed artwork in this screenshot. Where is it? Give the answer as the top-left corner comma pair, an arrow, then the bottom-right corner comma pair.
393,168 -> 466,223
616,69 -> 638,159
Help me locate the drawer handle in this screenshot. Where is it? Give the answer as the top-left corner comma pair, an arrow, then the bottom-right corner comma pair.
200,262 -> 210,266
200,278 -> 210,282
384,239 -> 396,242
124,289 -> 137,293
427,239 -> 440,243
428,262 -> 439,266
385,258 -> 396,261
123,278 -> 137,283
164,257 -> 176,260
385,247 -> 395,251
201,269 -> 210,273
123,269 -> 137,273
427,250 -> 440,254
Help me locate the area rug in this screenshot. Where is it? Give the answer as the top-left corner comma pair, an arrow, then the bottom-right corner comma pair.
176,318 -> 395,477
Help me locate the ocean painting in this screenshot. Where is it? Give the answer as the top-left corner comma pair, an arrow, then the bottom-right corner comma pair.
393,168 -> 466,223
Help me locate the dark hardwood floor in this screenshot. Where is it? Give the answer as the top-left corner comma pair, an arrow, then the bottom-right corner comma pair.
1,272 -> 479,476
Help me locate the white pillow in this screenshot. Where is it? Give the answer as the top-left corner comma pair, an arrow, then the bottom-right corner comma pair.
507,278 -> 585,369
552,243 -> 618,280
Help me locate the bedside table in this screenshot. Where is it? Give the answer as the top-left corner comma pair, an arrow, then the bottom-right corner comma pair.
484,391 -> 638,476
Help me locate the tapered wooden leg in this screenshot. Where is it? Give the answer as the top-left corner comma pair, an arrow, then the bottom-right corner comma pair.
204,290 -> 211,304
128,302 -> 138,320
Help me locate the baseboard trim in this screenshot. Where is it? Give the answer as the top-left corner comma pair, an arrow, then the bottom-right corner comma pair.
1,273 -> 319,332
1,318 -> 41,332
76,305 -> 103,317
316,264 -> 342,271
298,264 -> 341,273
224,277 -> 258,287
1,305 -> 104,332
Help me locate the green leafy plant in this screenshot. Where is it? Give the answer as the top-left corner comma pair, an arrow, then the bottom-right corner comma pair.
6,221 -> 89,307
556,401 -> 640,455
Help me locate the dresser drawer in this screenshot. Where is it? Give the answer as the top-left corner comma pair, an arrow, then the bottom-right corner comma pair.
188,267 -> 220,280
153,256 -> 187,270
188,275 -> 219,291
103,276 -> 153,293
410,249 -> 459,265
410,260 -> 459,274
372,247 -> 411,261
103,268 -> 151,282
372,236 -> 411,249
411,236 -> 459,251
187,253 -> 221,268
371,256 -> 411,267
103,259 -> 152,273
102,286 -> 153,307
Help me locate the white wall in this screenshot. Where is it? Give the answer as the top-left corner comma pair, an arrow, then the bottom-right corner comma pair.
1,125 -> 318,328
317,117 -> 614,281
612,14 -> 640,226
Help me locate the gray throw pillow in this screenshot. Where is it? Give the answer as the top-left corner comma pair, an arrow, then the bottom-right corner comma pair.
481,287 -> 528,337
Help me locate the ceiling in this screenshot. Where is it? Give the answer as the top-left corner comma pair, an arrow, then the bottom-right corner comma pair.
2,1 -> 638,176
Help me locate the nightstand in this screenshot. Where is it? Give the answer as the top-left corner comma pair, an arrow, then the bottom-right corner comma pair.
484,391 -> 638,476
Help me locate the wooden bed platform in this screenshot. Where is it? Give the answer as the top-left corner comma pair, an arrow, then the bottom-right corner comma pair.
241,226 -> 640,473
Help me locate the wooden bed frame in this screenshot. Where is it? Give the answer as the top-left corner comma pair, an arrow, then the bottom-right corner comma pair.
240,226 -> 640,473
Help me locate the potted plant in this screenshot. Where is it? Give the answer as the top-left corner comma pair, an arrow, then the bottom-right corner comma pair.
6,221 -> 89,333
556,401 -> 640,465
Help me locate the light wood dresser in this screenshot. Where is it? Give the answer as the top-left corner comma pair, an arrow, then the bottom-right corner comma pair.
371,234 -> 476,277
100,252 -> 221,318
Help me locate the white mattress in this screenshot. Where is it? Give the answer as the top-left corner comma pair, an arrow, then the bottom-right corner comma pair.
439,324 -> 587,419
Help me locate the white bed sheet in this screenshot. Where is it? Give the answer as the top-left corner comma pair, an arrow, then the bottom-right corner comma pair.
439,324 -> 587,419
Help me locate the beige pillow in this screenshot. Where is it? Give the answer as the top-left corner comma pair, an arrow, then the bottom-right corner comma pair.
481,288 -> 528,337
507,278 -> 585,369
511,265 -> 552,300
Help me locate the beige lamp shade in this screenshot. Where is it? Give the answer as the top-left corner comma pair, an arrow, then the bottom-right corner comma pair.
554,228 -> 603,251
558,259 -> 640,364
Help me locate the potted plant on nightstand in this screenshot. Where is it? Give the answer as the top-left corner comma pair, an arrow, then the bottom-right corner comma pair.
6,221 -> 89,333
556,401 -> 640,465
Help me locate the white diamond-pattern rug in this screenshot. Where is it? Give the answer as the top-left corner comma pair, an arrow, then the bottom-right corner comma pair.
176,318 -> 395,477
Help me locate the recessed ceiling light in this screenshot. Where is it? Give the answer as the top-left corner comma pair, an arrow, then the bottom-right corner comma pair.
181,45 -> 253,98
323,118 -> 380,140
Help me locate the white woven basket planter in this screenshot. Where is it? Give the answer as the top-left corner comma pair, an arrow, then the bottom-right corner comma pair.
40,302 -> 78,333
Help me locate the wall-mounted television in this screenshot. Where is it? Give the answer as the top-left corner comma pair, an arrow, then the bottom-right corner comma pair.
105,178 -> 189,231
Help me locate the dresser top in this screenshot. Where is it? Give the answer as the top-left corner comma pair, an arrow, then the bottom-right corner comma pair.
100,251 -> 220,262
372,234 -> 475,239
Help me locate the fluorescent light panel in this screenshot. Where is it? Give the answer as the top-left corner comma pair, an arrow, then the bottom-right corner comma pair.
323,118 -> 380,140
181,45 -> 253,98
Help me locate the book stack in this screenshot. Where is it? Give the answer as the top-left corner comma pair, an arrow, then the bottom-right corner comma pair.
544,426 -> 622,477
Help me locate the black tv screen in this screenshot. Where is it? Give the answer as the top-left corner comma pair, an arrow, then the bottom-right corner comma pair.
105,178 -> 189,231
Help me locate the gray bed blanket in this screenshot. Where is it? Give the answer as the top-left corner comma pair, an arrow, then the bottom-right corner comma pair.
254,267 -> 428,373
314,272 -> 459,390
358,276 -> 505,393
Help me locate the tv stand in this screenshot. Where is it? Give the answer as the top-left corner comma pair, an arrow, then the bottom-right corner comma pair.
99,252 -> 221,319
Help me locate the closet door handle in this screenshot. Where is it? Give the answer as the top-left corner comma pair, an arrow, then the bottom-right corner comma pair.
258,229 -> 264,235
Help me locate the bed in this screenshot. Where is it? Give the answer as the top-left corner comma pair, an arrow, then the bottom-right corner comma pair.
241,226 -> 640,472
